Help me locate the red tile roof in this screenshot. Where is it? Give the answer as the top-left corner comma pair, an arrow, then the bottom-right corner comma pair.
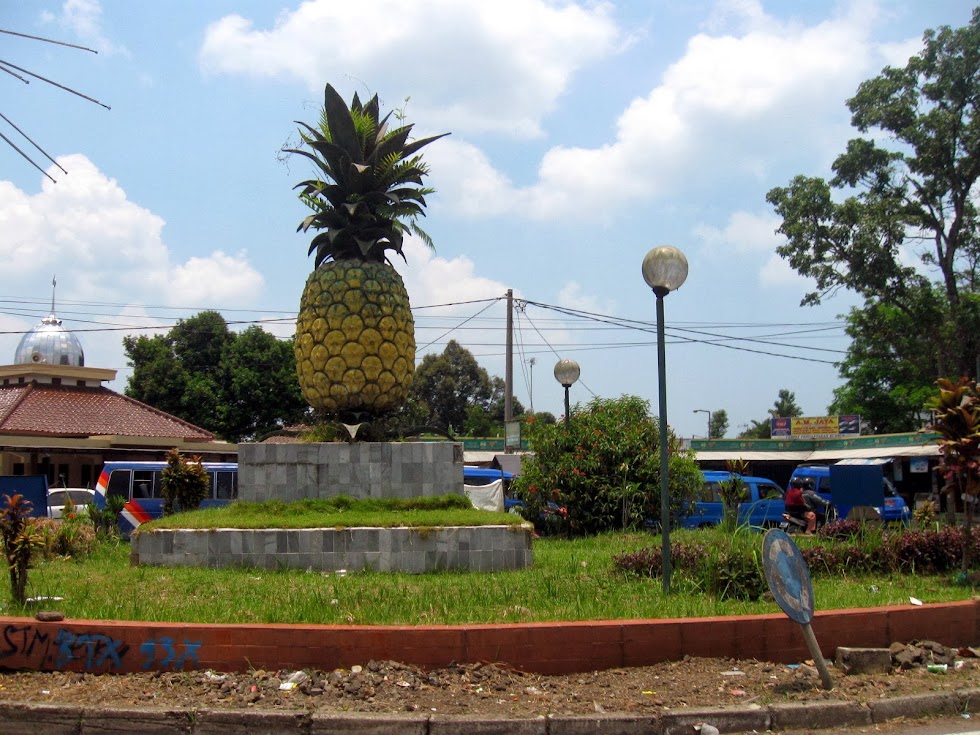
0,383 -> 214,441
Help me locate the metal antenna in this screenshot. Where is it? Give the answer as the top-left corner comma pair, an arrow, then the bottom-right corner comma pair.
0,28 -> 109,180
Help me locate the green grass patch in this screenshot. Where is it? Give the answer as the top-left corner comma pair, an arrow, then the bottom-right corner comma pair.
143,494 -> 525,530
9,529 -> 976,625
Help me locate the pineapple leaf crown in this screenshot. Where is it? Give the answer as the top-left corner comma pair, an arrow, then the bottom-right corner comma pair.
288,83 -> 449,268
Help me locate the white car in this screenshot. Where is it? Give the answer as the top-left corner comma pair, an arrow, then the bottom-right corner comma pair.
47,488 -> 95,519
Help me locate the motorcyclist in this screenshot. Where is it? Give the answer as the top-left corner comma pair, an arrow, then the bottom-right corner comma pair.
785,477 -> 817,533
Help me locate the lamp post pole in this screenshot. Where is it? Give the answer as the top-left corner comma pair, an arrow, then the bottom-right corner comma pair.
694,409 -> 711,439
554,359 -> 580,429
642,245 -> 688,595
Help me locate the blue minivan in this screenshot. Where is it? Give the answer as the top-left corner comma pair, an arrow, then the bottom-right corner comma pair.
681,471 -> 787,529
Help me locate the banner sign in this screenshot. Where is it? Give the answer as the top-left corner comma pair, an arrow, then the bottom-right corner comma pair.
771,415 -> 860,439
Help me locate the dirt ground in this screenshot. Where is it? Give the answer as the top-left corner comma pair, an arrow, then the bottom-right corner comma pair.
0,643 -> 977,717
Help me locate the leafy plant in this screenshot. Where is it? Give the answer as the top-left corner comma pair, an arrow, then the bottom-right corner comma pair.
0,494 -> 40,604
928,376 -> 980,572
160,448 -> 210,515
718,459 -> 750,531
88,494 -> 126,538
512,395 -> 702,536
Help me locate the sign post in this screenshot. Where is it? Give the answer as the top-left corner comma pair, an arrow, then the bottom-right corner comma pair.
762,529 -> 833,690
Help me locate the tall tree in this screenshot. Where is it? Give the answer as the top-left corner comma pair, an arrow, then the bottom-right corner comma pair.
708,409 -> 729,439
738,389 -> 803,439
767,10 -> 980,429
124,312 -> 308,442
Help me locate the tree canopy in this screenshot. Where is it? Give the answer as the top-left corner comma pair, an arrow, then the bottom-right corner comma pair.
767,9 -> 980,432
124,311 -> 309,442
409,340 -> 524,435
738,389 -> 803,439
708,409 -> 729,439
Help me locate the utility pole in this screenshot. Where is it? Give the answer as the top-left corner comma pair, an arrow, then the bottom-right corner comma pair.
528,357 -> 535,414
505,289 -> 513,423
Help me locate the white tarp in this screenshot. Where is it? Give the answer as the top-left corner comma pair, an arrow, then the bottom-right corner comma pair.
464,480 -> 504,512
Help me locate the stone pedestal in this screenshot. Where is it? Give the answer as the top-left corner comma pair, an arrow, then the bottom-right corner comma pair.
237,441 -> 464,502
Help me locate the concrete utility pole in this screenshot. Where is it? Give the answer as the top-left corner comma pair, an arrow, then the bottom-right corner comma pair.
505,289 -> 513,422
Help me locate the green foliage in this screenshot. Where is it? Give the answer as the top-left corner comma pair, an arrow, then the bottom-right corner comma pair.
34,517 -> 97,560
410,340 -> 523,435
160,449 -> 210,516
124,311 -> 309,442
768,10 -> 980,428
719,460 -> 749,532
614,524 -> 980,600
708,409 -> 728,439
0,494 -> 40,604
512,395 -> 702,536
738,389 -> 802,438
287,83 -> 449,267
87,494 -> 126,538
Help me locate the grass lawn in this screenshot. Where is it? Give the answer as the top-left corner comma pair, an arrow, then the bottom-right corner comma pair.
12,528 -> 975,625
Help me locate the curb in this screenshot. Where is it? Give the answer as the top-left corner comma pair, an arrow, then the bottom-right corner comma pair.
1,688 -> 977,735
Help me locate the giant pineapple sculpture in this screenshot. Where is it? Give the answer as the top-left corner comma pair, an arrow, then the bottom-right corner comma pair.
290,84 -> 448,417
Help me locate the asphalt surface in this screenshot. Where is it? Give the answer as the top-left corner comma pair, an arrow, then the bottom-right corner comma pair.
1,685 -> 977,734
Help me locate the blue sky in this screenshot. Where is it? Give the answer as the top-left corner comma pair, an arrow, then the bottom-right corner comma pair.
0,0 -> 974,439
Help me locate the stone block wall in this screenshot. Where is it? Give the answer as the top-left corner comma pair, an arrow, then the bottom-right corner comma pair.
238,441 -> 464,502
131,525 -> 533,573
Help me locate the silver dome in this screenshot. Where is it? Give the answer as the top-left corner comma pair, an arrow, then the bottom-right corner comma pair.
15,314 -> 85,367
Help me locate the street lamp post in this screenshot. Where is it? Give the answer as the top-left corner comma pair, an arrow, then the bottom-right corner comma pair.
694,409 -> 712,439
554,358 -> 580,428
642,245 -> 689,595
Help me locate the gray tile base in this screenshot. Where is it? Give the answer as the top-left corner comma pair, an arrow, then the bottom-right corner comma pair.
132,525 -> 533,573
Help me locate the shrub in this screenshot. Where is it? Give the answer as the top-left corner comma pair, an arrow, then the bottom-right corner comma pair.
160,448 -> 210,515
34,517 -> 97,560
0,494 -> 41,604
613,535 -> 766,601
513,395 -> 702,536
88,494 -> 126,538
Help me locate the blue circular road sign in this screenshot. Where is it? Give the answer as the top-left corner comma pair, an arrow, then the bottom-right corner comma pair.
762,528 -> 814,625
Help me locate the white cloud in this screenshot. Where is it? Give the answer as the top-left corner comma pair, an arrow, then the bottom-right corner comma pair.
199,0 -> 622,138
694,211 -> 783,255
0,154 -> 265,310
42,0 -> 128,56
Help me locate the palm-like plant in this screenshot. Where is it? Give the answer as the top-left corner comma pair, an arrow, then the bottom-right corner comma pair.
288,84 -> 448,418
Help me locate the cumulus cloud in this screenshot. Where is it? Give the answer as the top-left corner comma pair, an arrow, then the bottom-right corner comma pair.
0,156 -> 269,382
41,0 -> 128,56
199,0 -> 622,138
694,211 -> 783,255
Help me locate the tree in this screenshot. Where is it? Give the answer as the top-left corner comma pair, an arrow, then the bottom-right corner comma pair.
767,10 -> 980,429
219,327 -> 309,442
738,389 -> 803,439
828,296 -> 947,433
125,311 -> 308,442
512,395 -> 702,536
708,409 -> 729,439
410,340 -> 522,435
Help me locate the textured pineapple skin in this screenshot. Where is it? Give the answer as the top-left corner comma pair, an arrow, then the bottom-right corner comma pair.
295,260 -> 415,415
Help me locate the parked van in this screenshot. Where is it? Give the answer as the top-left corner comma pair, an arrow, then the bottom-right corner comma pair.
788,462 -> 910,524
681,471 -> 786,529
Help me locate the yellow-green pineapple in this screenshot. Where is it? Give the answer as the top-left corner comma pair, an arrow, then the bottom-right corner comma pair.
290,84 -> 448,418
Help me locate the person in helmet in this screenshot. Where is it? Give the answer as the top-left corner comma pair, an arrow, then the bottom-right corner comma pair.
785,476 -> 817,533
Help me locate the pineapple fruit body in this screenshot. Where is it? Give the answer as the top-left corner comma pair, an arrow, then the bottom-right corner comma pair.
295,260 -> 415,415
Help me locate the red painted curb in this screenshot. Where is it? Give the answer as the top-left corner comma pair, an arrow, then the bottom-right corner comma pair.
1,599 -> 975,676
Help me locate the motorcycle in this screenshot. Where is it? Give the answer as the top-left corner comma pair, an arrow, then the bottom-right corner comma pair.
780,493 -> 836,534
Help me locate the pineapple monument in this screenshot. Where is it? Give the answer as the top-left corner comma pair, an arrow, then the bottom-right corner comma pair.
239,83 -> 462,503
136,85 -> 533,574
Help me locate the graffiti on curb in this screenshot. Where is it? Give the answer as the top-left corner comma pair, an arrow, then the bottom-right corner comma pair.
141,637 -> 201,670
1,624 -> 202,672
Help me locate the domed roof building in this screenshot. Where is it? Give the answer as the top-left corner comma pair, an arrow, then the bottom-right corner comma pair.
0,286 -> 234,489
